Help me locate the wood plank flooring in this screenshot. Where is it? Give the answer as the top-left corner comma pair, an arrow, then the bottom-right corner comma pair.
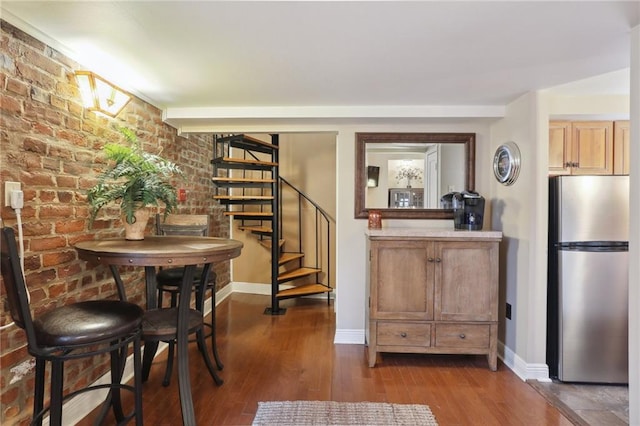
82,293 -> 573,425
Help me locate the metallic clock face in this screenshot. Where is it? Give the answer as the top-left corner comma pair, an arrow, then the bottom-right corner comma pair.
493,142 -> 521,185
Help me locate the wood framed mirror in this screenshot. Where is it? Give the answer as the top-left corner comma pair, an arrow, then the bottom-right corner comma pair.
355,132 -> 475,219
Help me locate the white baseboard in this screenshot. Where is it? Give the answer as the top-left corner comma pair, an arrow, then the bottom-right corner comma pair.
333,329 -> 365,344
499,341 -> 551,382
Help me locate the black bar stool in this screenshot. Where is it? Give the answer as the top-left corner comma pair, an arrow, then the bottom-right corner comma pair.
0,227 -> 144,425
153,214 -> 224,386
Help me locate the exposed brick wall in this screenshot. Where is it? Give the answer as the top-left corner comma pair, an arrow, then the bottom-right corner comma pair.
0,20 -> 229,425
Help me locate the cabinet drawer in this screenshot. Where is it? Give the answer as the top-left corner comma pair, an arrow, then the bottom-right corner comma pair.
435,324 -> 490,348
377,322 -> 431,347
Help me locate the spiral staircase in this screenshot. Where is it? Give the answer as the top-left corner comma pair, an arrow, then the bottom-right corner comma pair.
211,134 -> 333,314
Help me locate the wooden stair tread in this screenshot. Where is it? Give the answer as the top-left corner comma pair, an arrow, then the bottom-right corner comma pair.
217,134 -> 280,151
278,267 -> 321,282
223,211 -> 273,217
279,252 -> 304,265
214,195 -> 274,200
239,134 -> 279,150
238,226 -> 272,233
212,177 -> 275,183
277,284 -> 332,299
216,157 -> 277,167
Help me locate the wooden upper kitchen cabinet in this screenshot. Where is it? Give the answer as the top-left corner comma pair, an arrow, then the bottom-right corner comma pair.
549,121 -> 614,175
613,120 -> 630,175
365,229 -> 502,371
549,121 -> 572,175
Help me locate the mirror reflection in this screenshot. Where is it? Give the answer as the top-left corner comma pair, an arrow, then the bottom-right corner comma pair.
355,133 -> 475,219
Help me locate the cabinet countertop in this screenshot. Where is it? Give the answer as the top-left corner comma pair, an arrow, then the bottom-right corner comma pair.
366,228 -> 503,240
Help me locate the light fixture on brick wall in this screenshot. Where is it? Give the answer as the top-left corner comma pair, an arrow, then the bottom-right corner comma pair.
75,71 -> 131,117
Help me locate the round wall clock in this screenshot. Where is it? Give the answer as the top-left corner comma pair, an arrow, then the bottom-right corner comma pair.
493,142 -> 521,185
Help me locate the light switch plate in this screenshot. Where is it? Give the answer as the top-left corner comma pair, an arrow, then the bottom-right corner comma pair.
4,182 -> 21,207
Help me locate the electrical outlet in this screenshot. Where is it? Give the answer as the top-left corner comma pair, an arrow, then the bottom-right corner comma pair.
4,182 -> 21,207
506,303 -> 512,320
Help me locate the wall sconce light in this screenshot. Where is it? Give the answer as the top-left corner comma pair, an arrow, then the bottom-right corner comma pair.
367,165 -> 380,188
75,71 -> 131,117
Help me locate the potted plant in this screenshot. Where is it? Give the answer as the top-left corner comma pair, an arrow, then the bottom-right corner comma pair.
88,126 -> 183,240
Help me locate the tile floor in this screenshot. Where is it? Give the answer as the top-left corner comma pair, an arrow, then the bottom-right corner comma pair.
528,380 -> 629,425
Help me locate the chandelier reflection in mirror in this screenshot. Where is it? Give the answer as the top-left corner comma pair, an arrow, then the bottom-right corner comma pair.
75,71 -> 131,117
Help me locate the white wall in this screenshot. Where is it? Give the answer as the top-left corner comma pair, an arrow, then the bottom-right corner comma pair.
628,24 -> 639,426
489,93 -> 550,380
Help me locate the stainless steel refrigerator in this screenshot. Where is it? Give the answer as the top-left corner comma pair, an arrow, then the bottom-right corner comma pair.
547,175 -> 629,384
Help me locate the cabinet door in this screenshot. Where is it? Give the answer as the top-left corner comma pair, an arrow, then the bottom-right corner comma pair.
614,121 -> 630,175
370,240 -> 433,320
571,121 -> 613,175
549,121 -> 572,175
434,241 -> 498,322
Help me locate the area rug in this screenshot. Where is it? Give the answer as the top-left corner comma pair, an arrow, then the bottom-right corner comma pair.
252,400 -> 438,425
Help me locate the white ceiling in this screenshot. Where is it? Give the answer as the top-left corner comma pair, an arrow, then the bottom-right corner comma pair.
2,1 -> 638,129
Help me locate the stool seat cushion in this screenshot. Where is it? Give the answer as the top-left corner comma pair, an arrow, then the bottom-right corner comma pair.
142,308 -> 203,340
156,268 -> 216,290
156,266 -> 204,283
33,300 -> 144,347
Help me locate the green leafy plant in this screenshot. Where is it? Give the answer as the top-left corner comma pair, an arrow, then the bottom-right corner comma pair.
88,126 -> 183,226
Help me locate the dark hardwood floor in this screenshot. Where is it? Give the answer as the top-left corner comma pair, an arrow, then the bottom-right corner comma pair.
83,293 -> 573,425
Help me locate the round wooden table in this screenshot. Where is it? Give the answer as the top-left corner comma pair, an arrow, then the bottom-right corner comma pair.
76,236 -> 243,425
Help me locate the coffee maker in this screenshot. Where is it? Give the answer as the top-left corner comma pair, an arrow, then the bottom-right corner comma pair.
452,191 -> 485,230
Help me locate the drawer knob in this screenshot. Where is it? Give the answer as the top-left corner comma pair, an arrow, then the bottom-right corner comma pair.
459,333 -> 466,339
427,257 -> 434,263
435,258 -> 442,263
400,332 -> 407,338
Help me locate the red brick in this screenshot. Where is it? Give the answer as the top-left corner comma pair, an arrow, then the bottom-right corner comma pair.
0,94 -> 22,113
39,190 -> 56,202
62,162 -> 92,176
23,137 -> 47,154
29,236 -> 66,251
32,122 -> 54,137
3,403 -> 21,420
0,385 -> 19,405
6,78 -> 29,96
58,263 -> 81,278
56,176 -> 77,188
47,282 -> 67,298
39,205 -> 74,219
48,144 -> 73,160
42,249 -> 75,267
56,191 -> 74,203
57,129 -> 87,147
19,172 -> 54,187
0,345 -> 29,369
50,94 -> 67,111
41,156 -> 60,171
21,222 -> 50,238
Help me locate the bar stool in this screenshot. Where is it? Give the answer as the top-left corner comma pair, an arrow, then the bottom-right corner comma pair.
154,214 -> 223,386
0,227 -> 144,426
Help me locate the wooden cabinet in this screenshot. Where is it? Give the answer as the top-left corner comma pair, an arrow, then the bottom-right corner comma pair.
549,121 -> 572,175
613,121 -> 630,175
549,121 -> 614,175
366,230 -> 502,371
388,188 -> 424,208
